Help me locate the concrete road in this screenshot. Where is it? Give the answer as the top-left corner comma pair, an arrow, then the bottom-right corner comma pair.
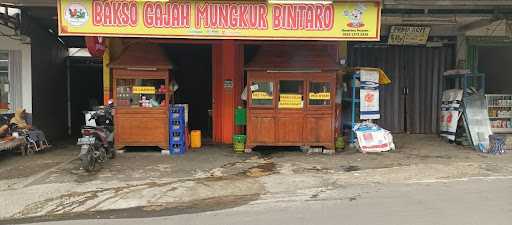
31,177 -> 512,225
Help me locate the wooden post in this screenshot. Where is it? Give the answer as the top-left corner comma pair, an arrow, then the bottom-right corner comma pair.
212,40 -> 243,144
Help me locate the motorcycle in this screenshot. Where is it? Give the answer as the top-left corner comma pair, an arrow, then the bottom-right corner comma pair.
77,101 -> 115,172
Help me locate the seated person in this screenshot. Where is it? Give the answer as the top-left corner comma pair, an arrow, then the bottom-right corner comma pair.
0,117 -> 15,141
10,109 -> 47,146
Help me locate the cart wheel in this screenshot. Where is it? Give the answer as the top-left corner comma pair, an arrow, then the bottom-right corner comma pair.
82,152 -> 96,172
109,148 -> 116,159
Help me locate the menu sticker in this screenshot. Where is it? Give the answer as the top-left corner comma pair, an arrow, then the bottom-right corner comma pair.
279,94 -> 303,108
309,92 -> 331,100
252,91 -> 273,100
132,86 -> 156,94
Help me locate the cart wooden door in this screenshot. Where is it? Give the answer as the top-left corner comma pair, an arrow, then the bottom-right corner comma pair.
246,72 -> 276,146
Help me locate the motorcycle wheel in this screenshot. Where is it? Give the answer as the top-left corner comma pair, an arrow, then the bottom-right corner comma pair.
81,146 -> 96,172
110,148 -> 116,159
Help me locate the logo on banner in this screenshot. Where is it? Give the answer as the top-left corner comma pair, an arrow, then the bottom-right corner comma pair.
65,3 -> 88,27
344,3 -> 367,28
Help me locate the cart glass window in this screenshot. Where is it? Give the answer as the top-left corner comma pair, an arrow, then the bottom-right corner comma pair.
116,78 -> 167,108
309,81 -> 331,106
279,80 -> 304,109
250,81 -> 274,106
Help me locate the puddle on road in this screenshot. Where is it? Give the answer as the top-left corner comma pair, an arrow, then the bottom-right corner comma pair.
245,162 -> 276,177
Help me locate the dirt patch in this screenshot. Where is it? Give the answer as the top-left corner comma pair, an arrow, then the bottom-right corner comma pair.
0,194 -> 260,225
7,168 -> 266,221
0,146 -> 76,181
245,163 -> 276,177
0,162 -> 61,180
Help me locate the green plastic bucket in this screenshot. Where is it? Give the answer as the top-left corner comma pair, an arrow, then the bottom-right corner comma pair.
235,107 -> 247,126
233,135 -> 246,153
335,136 -> 345,150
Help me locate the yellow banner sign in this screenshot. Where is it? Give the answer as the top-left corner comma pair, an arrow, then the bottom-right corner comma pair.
309,92 -> 331,100
252,92 -> 273,100
58,0 -> 381,41
133,86 -> 156,94
280,94 -> 302,101
278,101 -> 303,109
279,94 -> 303,108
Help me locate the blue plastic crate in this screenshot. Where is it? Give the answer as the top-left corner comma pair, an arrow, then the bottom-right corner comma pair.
169,105 -> 187,155
169,107 -> 185,132
171,111 -> 184,119
169,115 -> 185,123
170,123 -> 185,132
171,130 -> 185,137
170,132 -> 186,144
169,106 -> 185,118
169,143 -> 186,155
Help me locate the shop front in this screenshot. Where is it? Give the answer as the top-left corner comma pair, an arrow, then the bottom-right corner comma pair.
465,36 -> 512,148
58,0 -> 382,152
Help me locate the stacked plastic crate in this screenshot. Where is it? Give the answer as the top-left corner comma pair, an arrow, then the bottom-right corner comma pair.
169,105 -> 187,154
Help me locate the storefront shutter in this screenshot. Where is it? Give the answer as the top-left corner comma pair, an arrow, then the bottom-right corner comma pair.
348,44 -> 455,134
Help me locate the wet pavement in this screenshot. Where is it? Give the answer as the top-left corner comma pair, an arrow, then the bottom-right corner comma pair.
1,135 -> 512,224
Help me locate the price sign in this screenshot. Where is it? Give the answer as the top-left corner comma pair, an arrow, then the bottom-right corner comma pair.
252,92 -> 273,100
279,94 -> 303,108
133,86 -> 156,94
309,92 -> 331,100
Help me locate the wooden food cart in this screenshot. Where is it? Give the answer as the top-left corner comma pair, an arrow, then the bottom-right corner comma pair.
110,44 -> 172,150
245,45 -> 341,151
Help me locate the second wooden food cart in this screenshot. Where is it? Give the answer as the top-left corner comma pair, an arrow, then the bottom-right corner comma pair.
245,45 -> 341,151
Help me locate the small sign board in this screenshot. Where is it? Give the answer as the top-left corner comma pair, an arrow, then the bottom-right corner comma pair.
279,94 -> 303,109
224,79 -> 233,88
133,86 -> 156,94
252,92 -> 273,100
388,26 -> 431,45
309,92 -> 331,100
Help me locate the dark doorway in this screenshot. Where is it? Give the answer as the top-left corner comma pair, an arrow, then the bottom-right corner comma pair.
68,57 -> 103,137
348,44 -> 455,134
478,46 -> 512,94
162,44 -> 213,139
